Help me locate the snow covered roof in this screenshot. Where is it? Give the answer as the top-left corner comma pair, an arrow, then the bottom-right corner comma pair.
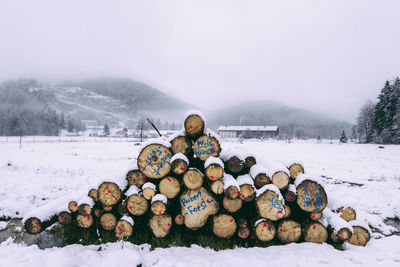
217,126 -> 279,132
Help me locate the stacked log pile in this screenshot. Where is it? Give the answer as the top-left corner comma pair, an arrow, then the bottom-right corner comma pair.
23,111 -> 371,249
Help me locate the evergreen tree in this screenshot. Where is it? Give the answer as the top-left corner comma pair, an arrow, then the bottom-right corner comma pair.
340,130 -> 348,143
103,124 -> 110,136
356,100 -> 375,143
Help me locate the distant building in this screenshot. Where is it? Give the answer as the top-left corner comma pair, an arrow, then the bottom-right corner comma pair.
80,120 -> 103,136
217,126 -> 279,139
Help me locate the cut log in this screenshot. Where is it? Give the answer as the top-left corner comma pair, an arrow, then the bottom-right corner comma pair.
149,214 -> 172,238
237,175 -> 256,202
126,194 -> 149,216
303,222 -> 328,244
204,157 -> 224,181
183,168 -> 204,190
283,205 -> 291,219
88,189 -> 98,202
180,187 -> 219,229
250,164 -> 270,189
283,184 -> 297,203
137,143 -> 173,179
98,182 -> 122,206
296,179 -> 328,212
100,213 -> 117,230
347,222 -> 371,246
310,211 -> 323,221
142,182 -> 156,200
159,176 -> 181,199
170,135 -> 192,156
255,185 -> 286,221
225,156 -> 244,174
58,211 -> 72,225
254,219 -> 276,242
76,214 -> 93,228
244,155 -> 256,170
126,169 -> 147,187
237,218 -> 248,229
277,220 -> 301,244
115,216 -> 134,239
212,214 -> 237,238
238,227 -> 250,239
323,209 -> 353,241
24,217 -> 42,234
174,214 -> 184,225
170,157 -> 189,176
223,174 -> 240,199
337,207 -> 356,222
103,205 -> 113,212
192,135 -> 221,161
288,163 -> 304,179
222,196 -> 242,213
151,200 -> 167,216
271,171 -> 290,190
184,112 -> 205,139
68,201 -> 78,213
210,180 -> 224,195
78,204 -> 92,217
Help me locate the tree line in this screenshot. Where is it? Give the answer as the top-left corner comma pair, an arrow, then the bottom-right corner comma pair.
356,77 -> 400,144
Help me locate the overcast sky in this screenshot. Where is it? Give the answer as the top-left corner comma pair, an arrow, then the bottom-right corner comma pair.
0,0 -> 399,122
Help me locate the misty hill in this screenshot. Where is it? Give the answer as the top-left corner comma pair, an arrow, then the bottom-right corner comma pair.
206,101 -> 352,139
0,78 -> 191,132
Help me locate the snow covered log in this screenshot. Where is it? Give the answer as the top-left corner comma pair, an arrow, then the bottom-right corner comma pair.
170,153 -> 189,175
192,134 -> 221,161
126,192 -> 149,216
336,207 -> 356,222
244,154 -> 256,171
277,220 -> 301,244
223,174 -> 240,199
159,176 -> 181,199
267,162 -> 290,190
303,222 -> 328,244
249,164 -> 270,189
254,219 -> 276,242
222,196 -> 242,213
255,185 -> 286,221
323,209 -> 353,241
98,182 -> 122,207
204,157 -> 224,180
295,178 -> 328,213
142,182 -> 156,200
77,196 -> 94,216
212,214 -> 237,238
237,174 -> 256,202
183,168 -> 204,190
347,221 -> 371,246
137,143 -> 173,179
151,194 -> 168,215
24,217 -> 44,234
149,214 -> 172,238
115,216 -> 133,239
184,111 -> 205,140
224,154 -> 245,175
180,187 -> 219,229
126,169 -> 147,188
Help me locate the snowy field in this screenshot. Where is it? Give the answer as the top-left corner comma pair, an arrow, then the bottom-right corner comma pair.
0,139 -> 400,266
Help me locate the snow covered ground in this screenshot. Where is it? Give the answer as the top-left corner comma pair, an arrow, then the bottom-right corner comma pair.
0,139 -> 400,266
